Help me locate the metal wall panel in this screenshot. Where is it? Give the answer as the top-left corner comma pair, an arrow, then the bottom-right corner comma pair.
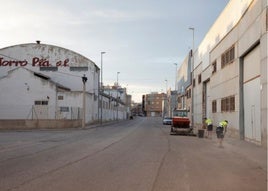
243,45 -> 261,144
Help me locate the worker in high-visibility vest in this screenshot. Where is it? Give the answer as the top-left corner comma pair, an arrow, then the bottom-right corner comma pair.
204,118 -> 213,139
216,120 -> 228,148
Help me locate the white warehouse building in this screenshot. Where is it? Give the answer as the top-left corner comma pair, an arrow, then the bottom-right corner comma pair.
177,0 -> 267,147
0,42 -> 100,128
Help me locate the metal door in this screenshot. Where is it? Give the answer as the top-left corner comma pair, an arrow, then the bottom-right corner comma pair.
243,45 -> 261,144
243,78 -> 261,143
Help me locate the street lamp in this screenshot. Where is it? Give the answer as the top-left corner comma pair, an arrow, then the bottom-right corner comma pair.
82,74 -> 88,128
174,63 -> 178,91
189,27 -> 195,128
116,72 -> 120,121
189,27 -> 195,55
165,79 -> 168,92
100,51 -> 105,125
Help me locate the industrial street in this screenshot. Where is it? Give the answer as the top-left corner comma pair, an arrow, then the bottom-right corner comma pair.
0,117 -> 266,191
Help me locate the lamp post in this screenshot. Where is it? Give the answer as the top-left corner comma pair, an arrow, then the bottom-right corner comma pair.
174,63 -> 178,91
189,27 -> 195,56
189,27 -> 195,128
116,72 -> 120,121
82,74 -> 88,129
100,51 -> 105,125
165,79 -> 168,92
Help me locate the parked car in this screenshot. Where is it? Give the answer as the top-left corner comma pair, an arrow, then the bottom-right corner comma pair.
163,117 -> 172,125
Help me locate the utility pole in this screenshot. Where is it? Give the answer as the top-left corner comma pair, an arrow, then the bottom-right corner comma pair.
174,63 -> 178,91
100,51 -> 105,125
82,74 -> 87,129
116,72 -> 120,121
189,27 -> 195,128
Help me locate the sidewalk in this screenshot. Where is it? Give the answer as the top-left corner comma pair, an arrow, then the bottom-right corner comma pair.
207,134 -> 267,171
223,136 -> 267,170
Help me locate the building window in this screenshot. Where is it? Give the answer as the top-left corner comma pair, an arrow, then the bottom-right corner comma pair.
221,99 -> 226,112
212,100 -> 217,113
230,46 -> 235,61
70,66 -> 89,71
212,61 -> 217,74
178,97 -> 182,103
58,95 -> 64,100
193,79 -> 196,87
230,96 -> 235,111
198,74 -> 202,84
221,95 -> 235,112
187,89 -> 191,99
221,45 -> 235,68
40,66 -> 58,71
60,107 -> 69,112
34,100 -> 48,105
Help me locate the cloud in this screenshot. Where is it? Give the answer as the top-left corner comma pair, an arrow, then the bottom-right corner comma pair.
0,0 -> 230,103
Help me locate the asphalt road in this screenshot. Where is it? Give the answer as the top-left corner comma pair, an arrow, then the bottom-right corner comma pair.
0,117 -> 266,191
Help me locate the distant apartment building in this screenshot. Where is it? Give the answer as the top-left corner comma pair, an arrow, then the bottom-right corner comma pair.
177,0 -> 267,147
143,92 -> 166,117
164,89 -> 178,117
102,84 -> 131,120
131,103 -> 143,116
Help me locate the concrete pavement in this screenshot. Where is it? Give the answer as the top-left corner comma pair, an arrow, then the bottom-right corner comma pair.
200,132 -> 267,172
91,119 -> 267,172
0,117 -> 267,191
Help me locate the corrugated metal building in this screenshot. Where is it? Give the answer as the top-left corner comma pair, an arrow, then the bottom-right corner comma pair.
0,42 -> 99,126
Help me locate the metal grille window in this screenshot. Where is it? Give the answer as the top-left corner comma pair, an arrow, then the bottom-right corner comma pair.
34,100 -> 48,105
212,61 -> 217,74
198,74 -> 202,84
212,100 -> 217,113
40,66 -> 58,71
69,66 -> 88,71
230,96 -> 235,111
177,97 -> 182,103
221,96 -> 235,112
221,99 -> 226,112
186,89 -> 191,99
58,95 -> 64,100
221,45 -> 235,68
60,107 -> 69,112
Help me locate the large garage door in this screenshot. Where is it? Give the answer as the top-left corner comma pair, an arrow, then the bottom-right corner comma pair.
243,45 -> 261,144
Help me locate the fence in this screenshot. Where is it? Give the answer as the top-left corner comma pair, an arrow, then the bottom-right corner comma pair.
0,105 -> 82,120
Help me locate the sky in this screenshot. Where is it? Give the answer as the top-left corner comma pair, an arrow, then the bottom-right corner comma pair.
0,0 -> 229,102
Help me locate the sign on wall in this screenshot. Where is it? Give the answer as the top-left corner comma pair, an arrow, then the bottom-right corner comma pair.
0,57 -> 70,67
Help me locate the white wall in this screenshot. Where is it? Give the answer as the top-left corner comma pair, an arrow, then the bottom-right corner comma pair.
194,0 -> 254,70
192,0 -> 267,147
0,43 -> 100,124
0,68 -> 56,119
0,43 -> 99,94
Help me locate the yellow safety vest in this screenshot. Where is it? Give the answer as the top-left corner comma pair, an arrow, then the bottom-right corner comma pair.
205,118 -> 212,125
219,121 -> 228,128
